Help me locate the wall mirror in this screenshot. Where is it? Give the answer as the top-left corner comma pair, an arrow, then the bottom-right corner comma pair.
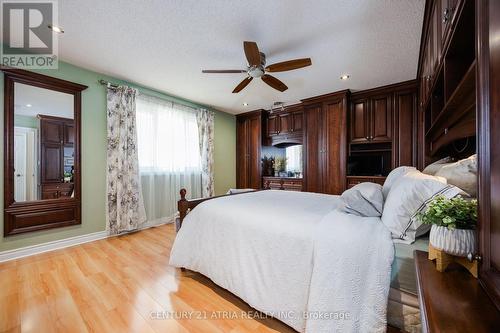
3,69 -> 87,236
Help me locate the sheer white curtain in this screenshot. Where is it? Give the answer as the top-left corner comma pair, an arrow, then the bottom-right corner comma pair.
136,94 -> 202,224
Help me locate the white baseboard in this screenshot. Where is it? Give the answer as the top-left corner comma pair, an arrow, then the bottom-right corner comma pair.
0,230 -> 108,263
0,218 -> 175,263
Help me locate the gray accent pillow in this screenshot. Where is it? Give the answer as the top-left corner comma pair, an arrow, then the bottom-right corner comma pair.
341,182 -> 384,217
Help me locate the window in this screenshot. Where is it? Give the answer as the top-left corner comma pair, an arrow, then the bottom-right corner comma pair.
136,94 -> 202,223
136,94 -> 201,173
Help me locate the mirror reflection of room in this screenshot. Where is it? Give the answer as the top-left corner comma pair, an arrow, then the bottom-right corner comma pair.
261,144 -> 303,178
14,83 -> 75,202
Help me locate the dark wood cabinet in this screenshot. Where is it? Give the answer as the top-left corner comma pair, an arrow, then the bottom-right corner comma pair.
371,93 -> 393,142
236,110 -> 262,189
346,176 -> 386,189
302,91 -> 348,194
349,80 -> 417,169
41,143 -> 63,183
266,114 -> 279,137
262,177 -> 302,191
303,104 -> 323,192
350,99 -> 369,143
42,183 -> 74,200
64,124 -> 75,145
350,94 -> 392,144
393,87 -> 418,167
292,111 -> 303,132
39,115 -> 75,198
278,113 -> 292,134
263,104 -> 304,146
414,0 -> 500,322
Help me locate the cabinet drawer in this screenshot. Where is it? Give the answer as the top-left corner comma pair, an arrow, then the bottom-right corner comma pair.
346,176 -> 386,188
263,177 -> 303,191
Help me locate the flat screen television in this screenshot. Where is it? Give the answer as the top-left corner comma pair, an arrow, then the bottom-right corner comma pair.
347,155 -> 385,176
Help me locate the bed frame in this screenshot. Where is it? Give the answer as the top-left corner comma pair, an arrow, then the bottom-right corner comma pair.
177,189 -> 263,228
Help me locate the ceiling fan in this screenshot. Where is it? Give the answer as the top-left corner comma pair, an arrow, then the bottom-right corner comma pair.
202,41 -> 312,93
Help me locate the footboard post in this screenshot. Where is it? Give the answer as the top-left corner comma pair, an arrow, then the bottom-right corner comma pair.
178,189 -> 189,230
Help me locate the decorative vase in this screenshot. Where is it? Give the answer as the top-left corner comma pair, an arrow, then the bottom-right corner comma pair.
429,225 -> 476,257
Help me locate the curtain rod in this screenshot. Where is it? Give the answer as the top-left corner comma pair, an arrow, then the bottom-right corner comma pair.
98,79 -> 209,111
98,79 -> 119,89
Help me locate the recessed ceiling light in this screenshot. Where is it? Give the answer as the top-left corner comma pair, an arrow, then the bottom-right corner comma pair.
48,25 -> 64,33
243,102 -> 249,106
26,104 -> 32,107
340,74 -> 350,80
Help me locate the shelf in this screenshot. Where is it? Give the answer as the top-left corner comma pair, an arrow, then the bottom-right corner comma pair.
350,149 -> 391,153
425,60 -> 476,139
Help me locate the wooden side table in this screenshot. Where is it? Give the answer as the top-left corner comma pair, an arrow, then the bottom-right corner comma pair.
414,250 -> 500,332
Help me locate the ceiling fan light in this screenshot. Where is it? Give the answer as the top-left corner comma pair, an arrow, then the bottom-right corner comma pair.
48,24 -> 64,33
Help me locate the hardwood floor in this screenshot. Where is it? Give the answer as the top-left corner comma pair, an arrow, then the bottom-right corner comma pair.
0,223 -> 296,333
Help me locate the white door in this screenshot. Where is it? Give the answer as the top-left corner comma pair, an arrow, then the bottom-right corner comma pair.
14,129 -> 27,201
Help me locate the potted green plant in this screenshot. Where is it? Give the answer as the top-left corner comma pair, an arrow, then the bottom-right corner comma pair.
418,195 -> 477,257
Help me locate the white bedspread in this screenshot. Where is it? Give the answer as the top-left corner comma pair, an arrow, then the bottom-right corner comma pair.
169,190 -> 394,332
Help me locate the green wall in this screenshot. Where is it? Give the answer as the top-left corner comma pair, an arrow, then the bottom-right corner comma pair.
14,115 -> 39,129
0,61 -> 235,252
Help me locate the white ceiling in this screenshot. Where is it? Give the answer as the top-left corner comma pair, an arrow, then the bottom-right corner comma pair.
56,0 -> 424,114
15,83 -> 74,119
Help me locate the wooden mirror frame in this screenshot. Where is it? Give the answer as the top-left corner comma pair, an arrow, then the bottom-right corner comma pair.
3,68 -> 87,236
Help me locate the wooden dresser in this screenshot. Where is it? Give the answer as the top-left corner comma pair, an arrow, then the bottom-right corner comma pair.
262,177 -> 302,191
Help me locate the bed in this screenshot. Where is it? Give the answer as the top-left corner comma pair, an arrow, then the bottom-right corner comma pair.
170,189 -> 395,332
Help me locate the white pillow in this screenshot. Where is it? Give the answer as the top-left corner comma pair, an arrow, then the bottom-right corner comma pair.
381,170 -> 462,244
435,154 -> 477,197
382,166 -> 417,199
340,182 -> 384,217
422,156 -> 455,175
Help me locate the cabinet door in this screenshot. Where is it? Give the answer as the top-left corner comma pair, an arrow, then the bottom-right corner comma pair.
323,99 -> 346,194
41,120 -> 62,144
304,105 -> 323,193
236,118 -> 249,188
431,0 -> 441,70
266,115 -> 279,136
370,94 -> 393,142
292,111 -> 303,132
64,123 -> 75,145
393,90 -> 417,167
350,99 -> 369,143
247,115 -> 262,189
441,0 -> 461,47
41,143 -> 62,183
278,113 -> 292,134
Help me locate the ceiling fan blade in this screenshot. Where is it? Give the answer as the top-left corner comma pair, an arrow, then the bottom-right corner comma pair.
202,70 -> 247,73
265,58 -> 312,72
261,74 -> 288,92
243,41 -> 261,67
232,77 -> 253,93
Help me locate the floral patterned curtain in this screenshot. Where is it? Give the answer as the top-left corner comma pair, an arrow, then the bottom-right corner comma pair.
106,86 -> 146,235
196,109 -> 215,197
